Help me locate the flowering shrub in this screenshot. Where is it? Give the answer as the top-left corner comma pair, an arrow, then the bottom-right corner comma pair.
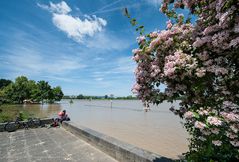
130,0 -> 239,161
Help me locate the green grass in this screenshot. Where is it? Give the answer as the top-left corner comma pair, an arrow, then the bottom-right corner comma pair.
0,104 -> 31,123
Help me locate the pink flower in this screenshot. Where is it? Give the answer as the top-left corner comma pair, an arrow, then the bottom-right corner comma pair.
132,83 -> 141,94
149,37 -> 160,51
136,36 -> 145,44
196,68 -> 206,77
132,48 -> 141,55
221,112 -> 239,122
197,51 -> 209,61
234,23 -> 239,33
163,51 -> 197,78
203,59 -> 213,66
203,24 -> 220,35
149,31 -> 158,38
212,140 -> 222,146
133,55 -> 140,62
194,121 -> 206,129
193,36 -> 212,48
166,20 -> 173,29
230,125 -> 238,133
215,67 -> 228,75
193,37 -> 204,47
207,116 -> 222,126
184,111 -> 194,119
229,37 -> 239,47
230,140 -> 239,147
226,131 -> 237,139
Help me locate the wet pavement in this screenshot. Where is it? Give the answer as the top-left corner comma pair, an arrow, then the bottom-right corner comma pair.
0,127 -> 117,162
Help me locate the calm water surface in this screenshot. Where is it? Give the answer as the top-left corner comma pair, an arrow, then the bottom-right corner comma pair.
9,100 -> 189,159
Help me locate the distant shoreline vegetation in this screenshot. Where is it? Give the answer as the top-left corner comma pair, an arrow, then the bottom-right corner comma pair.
63,94 -> 137,100
0,76 -> 64,104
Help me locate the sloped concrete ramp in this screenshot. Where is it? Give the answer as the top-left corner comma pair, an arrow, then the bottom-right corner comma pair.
0,128 -> 117,162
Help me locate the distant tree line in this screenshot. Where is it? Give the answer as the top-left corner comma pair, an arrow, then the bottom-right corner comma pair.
0,76 -> 64,104
63,94 -> 137,100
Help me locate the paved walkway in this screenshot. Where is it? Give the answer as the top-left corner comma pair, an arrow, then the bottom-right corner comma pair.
0,128 -> 117,162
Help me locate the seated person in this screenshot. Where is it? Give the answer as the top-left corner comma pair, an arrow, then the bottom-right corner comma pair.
57,110 -> 70,123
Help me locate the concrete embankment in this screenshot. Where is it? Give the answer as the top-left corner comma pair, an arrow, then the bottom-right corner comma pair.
0,119 -> 173,162
63,121 -> 172,162
0,127 -> 117,162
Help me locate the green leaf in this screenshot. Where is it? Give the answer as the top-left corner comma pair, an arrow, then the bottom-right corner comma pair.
186,17 -> 191,24
193,112 -> 200,119
138,25 -> 144,29
140,28 -> 145,35
130,18 -> 137,26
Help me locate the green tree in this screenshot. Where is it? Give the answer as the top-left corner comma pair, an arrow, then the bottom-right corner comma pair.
0,79 -> 12,89
2,83 -> 14,103
52,86 -> 64,101
12,76 -> 30,103
0,76 -> 64,104
77,94 -> 84,99
27,80 -> 41,102
37,80 -> 52,104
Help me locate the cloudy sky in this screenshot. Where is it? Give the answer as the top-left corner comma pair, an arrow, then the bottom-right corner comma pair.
0,0 -> 168,96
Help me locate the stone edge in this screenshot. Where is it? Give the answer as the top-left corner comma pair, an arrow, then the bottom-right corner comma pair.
0,118 -> 53,132
62,121 -> 173,162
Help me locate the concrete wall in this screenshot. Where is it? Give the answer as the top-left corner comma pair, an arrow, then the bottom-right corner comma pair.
0,118 -> 53,132
62,121 -> 172,162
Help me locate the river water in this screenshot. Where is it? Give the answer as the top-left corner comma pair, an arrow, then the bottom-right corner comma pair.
8,99 -> 189,159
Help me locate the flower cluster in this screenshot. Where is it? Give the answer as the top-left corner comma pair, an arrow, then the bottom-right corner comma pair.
164,51 -> 197,79
131,0 -> 239,160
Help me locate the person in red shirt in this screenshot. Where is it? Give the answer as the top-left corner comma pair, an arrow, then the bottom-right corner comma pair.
58,110 -> 70,123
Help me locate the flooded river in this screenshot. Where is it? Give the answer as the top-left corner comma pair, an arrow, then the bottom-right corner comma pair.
4,99 -> 189,159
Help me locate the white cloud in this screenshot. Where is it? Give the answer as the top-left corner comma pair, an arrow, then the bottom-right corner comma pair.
37,1 -> 71,14
49,1 -> 71,14
38,1 -> 107,43
52,14 -> 106,43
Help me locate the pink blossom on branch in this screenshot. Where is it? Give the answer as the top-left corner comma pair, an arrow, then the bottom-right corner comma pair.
207,116 -> 223,126
194,121 -> 207,130
131,0 -> 239,160
212,140 -> 222,146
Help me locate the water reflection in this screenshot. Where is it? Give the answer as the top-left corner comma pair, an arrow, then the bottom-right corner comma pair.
21,103 -> 62,118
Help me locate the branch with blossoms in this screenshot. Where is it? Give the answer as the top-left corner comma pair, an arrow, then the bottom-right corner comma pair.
127,0 -> 239,161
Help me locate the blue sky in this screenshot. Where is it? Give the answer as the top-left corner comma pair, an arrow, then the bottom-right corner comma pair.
0,0 -> 168,96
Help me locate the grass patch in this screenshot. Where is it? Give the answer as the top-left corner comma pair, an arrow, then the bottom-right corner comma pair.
0,104 -> 32,122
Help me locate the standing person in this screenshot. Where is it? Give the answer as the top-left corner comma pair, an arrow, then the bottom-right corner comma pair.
58,110 -> 70,123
